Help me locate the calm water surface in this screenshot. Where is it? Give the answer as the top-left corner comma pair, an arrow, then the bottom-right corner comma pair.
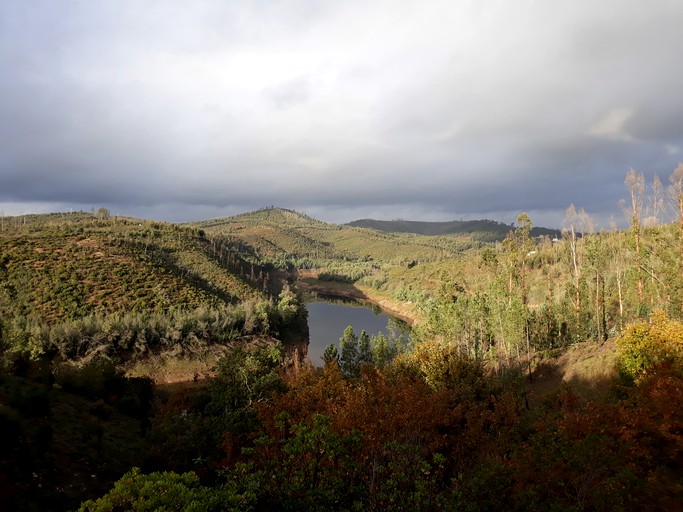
305,299 -> 409,366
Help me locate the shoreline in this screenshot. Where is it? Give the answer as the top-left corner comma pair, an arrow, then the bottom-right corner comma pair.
293,275 -> 419,326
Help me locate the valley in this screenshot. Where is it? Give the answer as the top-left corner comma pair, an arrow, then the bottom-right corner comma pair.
1,202 -> 682,511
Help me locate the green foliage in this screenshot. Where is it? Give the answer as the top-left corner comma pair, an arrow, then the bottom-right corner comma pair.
339,326 -> 359,378
408,340 -> 500,403
207,341 -> 285,434
197,207 -> 472,273
318,271 -> 357,283
617,309 -> 683,380
147,341 -> 286,473
242,413 -> 364,510
371,332 -> 396,370
0,301 -> 297,366
54,358 -> 122,400
78,467 -> 255,511
357,330 -> 372,367
336,326 -> 400,377
322,343 -> 339,365
0,212 -> 262,325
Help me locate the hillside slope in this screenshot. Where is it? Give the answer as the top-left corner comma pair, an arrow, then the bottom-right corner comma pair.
195,207 -> 480,267
346,218 -> 561,241
0,212 -> 262,323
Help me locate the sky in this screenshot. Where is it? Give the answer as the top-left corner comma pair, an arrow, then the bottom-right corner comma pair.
2,0 -> 683,229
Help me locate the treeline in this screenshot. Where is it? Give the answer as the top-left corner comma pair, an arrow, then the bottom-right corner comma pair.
322,325 -> 408,376
0,289 -> 305,368
401,165 -> 683,364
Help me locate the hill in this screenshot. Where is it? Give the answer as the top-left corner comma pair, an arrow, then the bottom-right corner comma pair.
0,211 -> 314,367
3,205 -> 683,510
195,207 -> 483,269
0,212 -> 261,323
345,218 -> 561,241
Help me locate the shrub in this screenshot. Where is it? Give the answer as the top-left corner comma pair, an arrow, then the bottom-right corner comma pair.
617,310 -> 683,381
78,467 -> 254,511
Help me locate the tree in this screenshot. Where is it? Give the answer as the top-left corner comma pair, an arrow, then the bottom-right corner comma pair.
322,344 -> 339,365
616,309 -> 683,380
78,468 -> 254,511
669,163 -> 683,313
206,341 -> 285,435
625,169 -> 645,309
503,212 -> 535,306
371,332 -> 394,370
563,204 -> 594,321
357,330 -> 373,368
339,326 -> 359,378
584,233 -> 608,343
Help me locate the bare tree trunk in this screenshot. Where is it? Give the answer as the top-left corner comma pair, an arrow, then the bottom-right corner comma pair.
595,271 -> 601,343
670,164 -> 683,313
626,169 -> 645,308
617,270 -> 624,327
571,225 -> 580,317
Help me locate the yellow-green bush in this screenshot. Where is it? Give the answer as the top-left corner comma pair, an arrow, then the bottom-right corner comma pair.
616,310 -> 683,380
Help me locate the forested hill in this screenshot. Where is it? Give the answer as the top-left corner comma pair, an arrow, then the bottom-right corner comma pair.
0,211 -> 263,322
194,207 -> 482,267
346,218 -> 561,241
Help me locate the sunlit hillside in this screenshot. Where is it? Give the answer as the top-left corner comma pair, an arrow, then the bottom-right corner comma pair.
1,211 -> 261,322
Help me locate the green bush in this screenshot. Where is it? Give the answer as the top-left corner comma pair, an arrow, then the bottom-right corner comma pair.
617,310 -> 683,381
79,467 -> 255,511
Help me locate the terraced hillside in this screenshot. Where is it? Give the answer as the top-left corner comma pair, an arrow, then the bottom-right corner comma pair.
0,212 -> 261,322
196,207 -> 480,268
0,212 -> 314,366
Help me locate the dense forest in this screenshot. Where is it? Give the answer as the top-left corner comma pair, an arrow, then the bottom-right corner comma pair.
1,167 -> 682,510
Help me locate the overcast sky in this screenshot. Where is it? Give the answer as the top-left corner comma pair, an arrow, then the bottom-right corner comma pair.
2,1 -> 683,228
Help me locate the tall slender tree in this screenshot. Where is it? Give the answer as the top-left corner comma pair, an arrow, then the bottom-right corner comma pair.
625,169 -> 645,310
669,163 -> 683,314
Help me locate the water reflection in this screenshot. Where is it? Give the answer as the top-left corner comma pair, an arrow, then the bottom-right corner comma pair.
305,298 -> 410,366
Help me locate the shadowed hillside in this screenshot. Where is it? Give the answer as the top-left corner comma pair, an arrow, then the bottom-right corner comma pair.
346,218 -> 561,241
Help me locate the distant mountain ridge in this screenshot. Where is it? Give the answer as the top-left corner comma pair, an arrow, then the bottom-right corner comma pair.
345,218 -> 560,241
198,207 -> 561,247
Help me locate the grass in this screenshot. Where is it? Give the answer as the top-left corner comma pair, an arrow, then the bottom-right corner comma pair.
530,339 -> 619,402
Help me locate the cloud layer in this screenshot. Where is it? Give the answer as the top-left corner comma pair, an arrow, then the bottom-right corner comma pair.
2,0 -> 683,227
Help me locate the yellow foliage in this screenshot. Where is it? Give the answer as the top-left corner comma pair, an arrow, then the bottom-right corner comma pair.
616,309 -> 683,380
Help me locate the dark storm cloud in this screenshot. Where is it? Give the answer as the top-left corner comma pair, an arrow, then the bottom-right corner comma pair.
1,0 -> 683,228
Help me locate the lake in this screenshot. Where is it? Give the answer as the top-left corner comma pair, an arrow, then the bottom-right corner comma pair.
305,298 -> 410,366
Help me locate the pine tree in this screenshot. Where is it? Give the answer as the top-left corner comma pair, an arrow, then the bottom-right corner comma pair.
322,344 -> 339,366
339,326 -> 359,378
357,330 -> 372,368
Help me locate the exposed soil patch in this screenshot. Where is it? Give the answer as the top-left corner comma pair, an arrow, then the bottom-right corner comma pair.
530,339 -> 619,402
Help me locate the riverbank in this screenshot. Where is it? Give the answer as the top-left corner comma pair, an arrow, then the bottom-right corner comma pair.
293,272 -> 421,326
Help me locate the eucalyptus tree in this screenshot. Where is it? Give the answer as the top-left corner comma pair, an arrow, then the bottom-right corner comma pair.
624,169 -> 646,310
669,163 -> 683,314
